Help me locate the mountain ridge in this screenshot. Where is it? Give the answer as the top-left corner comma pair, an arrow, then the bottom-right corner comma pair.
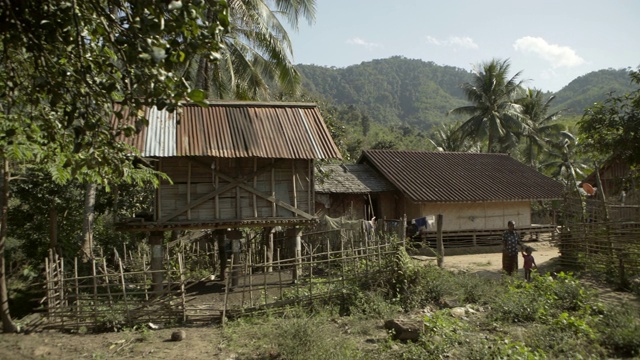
296,56 -> 638,131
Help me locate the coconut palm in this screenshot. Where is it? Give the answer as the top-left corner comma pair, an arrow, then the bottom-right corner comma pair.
449,59 -> 527,153
516,88 -> 565,167
428,121 -> 481,152
189,0 -> 316,100
539,130 -> 588,189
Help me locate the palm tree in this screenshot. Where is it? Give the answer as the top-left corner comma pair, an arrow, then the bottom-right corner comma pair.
516,89 -> 565,168
449,59 -> 527,153
539,131 -> 588,190
189,0 -> 317,100
428,121 -> 480,152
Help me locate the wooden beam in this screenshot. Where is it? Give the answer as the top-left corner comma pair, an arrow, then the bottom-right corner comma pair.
236,182 -> 314,220
253,158 -> 258,218
215,158 -> 219,218
212,166 -> 314,219
271,159 -> 276,217
187,160 -> 191,220
159,159 -> 282,222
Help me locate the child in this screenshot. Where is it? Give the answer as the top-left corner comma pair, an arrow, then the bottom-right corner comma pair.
522,246 -> 537,281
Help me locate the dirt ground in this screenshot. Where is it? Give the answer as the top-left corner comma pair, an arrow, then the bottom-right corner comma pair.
0,241 -> 637,359
432,240 -> 562,280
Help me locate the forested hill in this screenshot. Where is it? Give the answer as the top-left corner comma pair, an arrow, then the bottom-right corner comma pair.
296,56 -> 637,131
552,68 -> 638,114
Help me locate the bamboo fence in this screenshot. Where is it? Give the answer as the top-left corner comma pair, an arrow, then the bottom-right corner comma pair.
38,227 -> 399,332
557,191 -> 640,287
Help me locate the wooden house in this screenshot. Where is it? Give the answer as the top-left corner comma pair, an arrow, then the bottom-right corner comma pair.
315,163 -> 396,219
581,155 -> 634,200
115,101 -> 342,231
357,150 -> 564,234
112,101 -> 342,285
581,155 -> 639,221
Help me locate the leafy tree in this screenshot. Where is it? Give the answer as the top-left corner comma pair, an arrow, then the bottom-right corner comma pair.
0,0 -> 228,332
578,68 -> 640,166
516,89 -> 565,167
189,0 -> 317,99
449,59 -> 527,153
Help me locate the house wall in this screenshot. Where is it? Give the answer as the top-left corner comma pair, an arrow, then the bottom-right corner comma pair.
156,156 -> 313,223
315,191 -> 399,221
315,194 -> 368,219
411,201 -> 531,232
377,192 -> 400,221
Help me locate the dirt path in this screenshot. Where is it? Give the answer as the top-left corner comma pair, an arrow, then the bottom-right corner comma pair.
436,240 -> 562,280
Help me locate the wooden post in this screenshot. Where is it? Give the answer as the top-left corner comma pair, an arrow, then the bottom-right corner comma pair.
102,257 -> 113,306
118,258 -> 131,324
91,258 -> 98,324
264,227 -> 274,273
436,214 -> 444,268
178,253 -> 187,323
222,254 -> 234,328
74,257 -> 80,328
216,229 -> 227,280
292,227 -> 302,283
149,231 -> 164,294
229,230 -> 242,288
399,214 -> 407,246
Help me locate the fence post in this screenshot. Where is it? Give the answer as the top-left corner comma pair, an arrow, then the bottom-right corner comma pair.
149,231 -> 164,294
436,214 -> 444,268
400,214 -> 407,247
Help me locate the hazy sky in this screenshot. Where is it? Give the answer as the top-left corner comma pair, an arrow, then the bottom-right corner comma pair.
284,0 -> 640,92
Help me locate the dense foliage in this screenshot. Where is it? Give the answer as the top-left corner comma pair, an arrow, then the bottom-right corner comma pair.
0,0 -> 229,332
579,69 -> 640,167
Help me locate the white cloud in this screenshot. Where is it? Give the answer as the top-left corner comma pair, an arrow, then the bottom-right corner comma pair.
345,37 -> 382,50
513,36 -> 585,68
426,35 -> 478,49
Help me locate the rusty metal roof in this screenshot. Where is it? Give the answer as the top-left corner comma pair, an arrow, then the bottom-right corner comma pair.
358,150 -> 564,202
113,102 -> 342,159
316,164 -> 397,194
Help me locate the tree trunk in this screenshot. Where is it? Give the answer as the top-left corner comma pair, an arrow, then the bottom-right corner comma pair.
0,157 -> 17,332
80,183 -> 97,262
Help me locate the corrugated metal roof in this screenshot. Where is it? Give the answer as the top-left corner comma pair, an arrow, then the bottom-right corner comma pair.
359,150 -> 564,202
316,164 -> 398,194
113,102 -> 342,159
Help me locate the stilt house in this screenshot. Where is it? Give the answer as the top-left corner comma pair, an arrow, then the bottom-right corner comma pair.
115,101 -> 342,231
113,101 -> 342,284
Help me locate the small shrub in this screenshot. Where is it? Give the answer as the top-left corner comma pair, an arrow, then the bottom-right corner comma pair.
526,323 -> 607,359
349,290 -> 402,319
493,272 -> 600,324
492,281 -> 549,323
454,273 -> 497,305
463,337 -> 547,360
595,305 -> 640,358
273,316 -> 362,360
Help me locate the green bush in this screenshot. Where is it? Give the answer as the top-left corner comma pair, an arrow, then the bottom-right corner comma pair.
595,305 -> 640,358
453,273 -> 498,305
273,316 -> 362,360
492,272 -> 600,323
526,323 -> 607,359
462,337 -> 547,360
